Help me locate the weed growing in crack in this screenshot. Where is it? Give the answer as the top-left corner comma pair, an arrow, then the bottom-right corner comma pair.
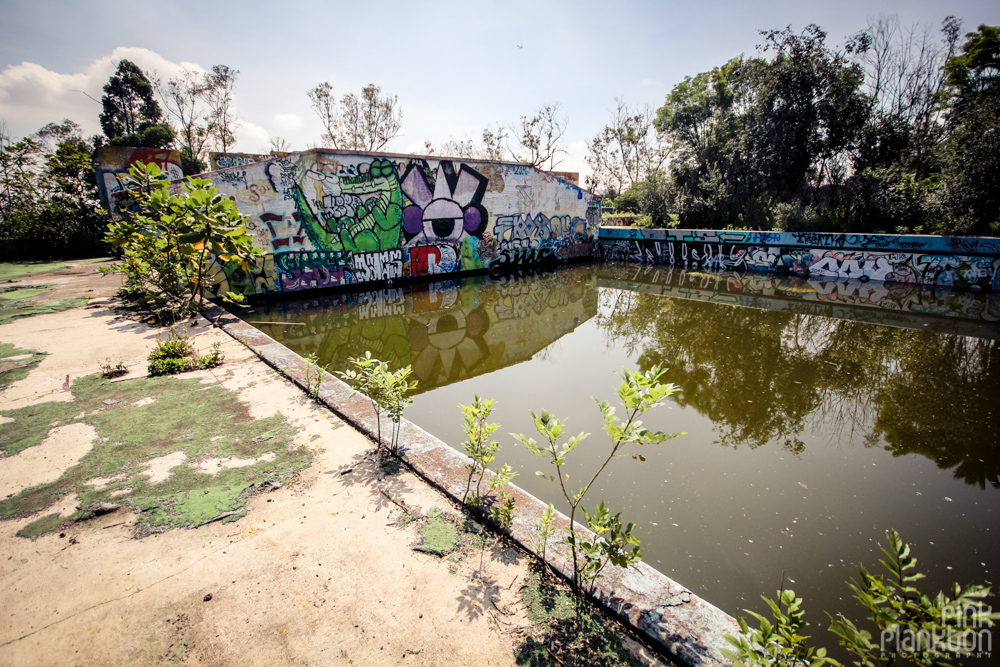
100,358 -> 129,378
304,352 -> 323,398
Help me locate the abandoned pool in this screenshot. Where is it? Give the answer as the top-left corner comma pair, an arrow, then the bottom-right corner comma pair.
240,262 -> 999,627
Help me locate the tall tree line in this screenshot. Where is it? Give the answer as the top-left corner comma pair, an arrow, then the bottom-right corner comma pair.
591,18 -> 1000,237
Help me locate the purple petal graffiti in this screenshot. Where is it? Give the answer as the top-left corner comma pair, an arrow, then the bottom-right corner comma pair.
400,161 -> 489,246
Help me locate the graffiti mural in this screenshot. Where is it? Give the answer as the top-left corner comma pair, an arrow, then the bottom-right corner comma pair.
599,228 -> 1000,291
109,148 -> 599,298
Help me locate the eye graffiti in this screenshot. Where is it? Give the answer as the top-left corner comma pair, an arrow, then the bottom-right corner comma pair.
400,161 -> 489,246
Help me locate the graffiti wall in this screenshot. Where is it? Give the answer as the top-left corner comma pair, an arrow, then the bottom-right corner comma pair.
599,228 -> 1000,291
148,149 -> 599,298
93,146 -> 183,212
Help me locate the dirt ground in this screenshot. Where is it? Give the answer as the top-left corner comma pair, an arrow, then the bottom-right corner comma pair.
0,261 -> 533,666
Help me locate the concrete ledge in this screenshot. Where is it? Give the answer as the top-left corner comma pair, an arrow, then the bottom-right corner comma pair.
209,305 -> 739,667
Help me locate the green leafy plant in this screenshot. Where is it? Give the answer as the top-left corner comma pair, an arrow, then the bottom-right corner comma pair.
512,365 -> 684,593
102,161 -> 262,321
722,530 -> 999,667
487,463 -> 517,533
147,328 -> 224,376
536,502 -> 557,564
459,394 -> 501,507
338,351 -> 417,456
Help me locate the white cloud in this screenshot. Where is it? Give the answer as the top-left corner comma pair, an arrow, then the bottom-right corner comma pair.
0,47 -> 203,139
272,113 -> 303,132
233,121 -> 271,153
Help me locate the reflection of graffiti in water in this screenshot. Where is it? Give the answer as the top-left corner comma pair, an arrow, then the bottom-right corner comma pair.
242,266 -> 598,394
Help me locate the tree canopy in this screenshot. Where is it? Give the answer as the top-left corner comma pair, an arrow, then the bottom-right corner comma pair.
100,59 -> 175,149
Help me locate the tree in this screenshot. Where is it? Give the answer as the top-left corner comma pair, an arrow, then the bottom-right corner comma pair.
0,128 -> 106,260
586,99 -> 669,195
99,59 -> 175,148
944,23 -> 1000,100
338,84 -> 403,151
937,24 -> 1000,236
103,161 -> 262,318
509,103 -> 567,170
268,136 -> 291,153
158,69 -> 211,174
307,82 -> 403,151
480,123 -> 509,161
203,65 -> 240,152
307,81 -> 339,148
846,15 -> 962,178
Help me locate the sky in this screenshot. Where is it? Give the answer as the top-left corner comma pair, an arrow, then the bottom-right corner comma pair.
1,0 -> 997,178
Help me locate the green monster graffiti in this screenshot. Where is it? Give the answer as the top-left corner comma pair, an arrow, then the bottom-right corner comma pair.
294,159 -> 404,254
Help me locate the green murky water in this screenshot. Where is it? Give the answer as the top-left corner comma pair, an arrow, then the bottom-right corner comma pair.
242,263 -> 999,647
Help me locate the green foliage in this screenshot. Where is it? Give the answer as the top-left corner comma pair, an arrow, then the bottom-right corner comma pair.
337,351 -> 417,456
535,502 -> 557,563
513,366 -> 684,593
100,59 -> 174,148
459,394 -> 502,507
147,328 -> 224,376
722,589 -> 837,667
608,19 -> 1000,234
102,161 -> 262,319
0,133 -> 107,260
488,463 -> 517,533
723,530 -> 999,667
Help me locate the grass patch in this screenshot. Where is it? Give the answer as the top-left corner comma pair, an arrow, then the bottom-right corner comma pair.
0,342 -> 47,391
0,282 -> 88,325
0,261 -> 68,282
514,566 -> 645,667
0,371 -> 312,537
414,507 -> 459,556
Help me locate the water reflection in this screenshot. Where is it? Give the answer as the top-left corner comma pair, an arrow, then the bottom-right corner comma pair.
594,265 -> 1000,489
242,265 -> 599,394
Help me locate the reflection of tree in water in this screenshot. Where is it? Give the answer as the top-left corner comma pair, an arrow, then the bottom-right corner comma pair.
595,288 -> 999,488
872,334 -> 999,489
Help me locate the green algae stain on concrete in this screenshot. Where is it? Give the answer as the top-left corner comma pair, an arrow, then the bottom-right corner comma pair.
0,284 -> 88,325
1,371 -> 312,538
414,507 -> 459,557
0,342 -> 47,391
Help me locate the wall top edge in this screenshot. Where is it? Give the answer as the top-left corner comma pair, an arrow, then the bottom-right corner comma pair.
597,226 -> 1000,255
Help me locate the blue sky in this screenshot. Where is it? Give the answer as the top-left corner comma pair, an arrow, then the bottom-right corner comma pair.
1,0 -> 997,176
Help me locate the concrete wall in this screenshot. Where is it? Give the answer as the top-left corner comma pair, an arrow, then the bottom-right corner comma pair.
175,149 -> 600,298
599,228 -> 1000,291
93,146 -> 183,212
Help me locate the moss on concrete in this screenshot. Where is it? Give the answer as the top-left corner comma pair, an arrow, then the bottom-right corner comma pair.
1,371 -> 312,537
0,342 -> 47,391
0,283 -> 89,325
414,507 -> 459,557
